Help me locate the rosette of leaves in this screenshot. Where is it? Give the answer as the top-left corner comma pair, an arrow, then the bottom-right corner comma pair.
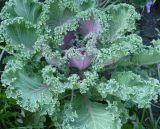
1,0 -> 160,129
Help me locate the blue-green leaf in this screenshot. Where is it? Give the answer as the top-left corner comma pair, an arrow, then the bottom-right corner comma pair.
59,96 -> 123,129
1,18 -> 38,52
97,71 -> 160,108
1,0 -> 42,24
105,4 -> 140,42
1,59 -> 58,115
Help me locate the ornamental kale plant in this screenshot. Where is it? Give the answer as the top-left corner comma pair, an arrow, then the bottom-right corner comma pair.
1,0 -> 160,128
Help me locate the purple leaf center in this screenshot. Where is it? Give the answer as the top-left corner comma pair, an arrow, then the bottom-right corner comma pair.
78,19 -> 102,36
69,49 -> 94,70
63,32 -> 75,49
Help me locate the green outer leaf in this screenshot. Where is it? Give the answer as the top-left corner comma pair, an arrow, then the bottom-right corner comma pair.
119,40 -> 160,66
132,40 -> 160,65
97,71 -> 160,108
1,18 -> 39,53
105,4 -> 140,42
1,59 -> 58,115
59,95 -> 123,129
0,0 -> 42,24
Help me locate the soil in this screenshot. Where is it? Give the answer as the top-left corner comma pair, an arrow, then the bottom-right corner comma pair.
139,0 -> 160,45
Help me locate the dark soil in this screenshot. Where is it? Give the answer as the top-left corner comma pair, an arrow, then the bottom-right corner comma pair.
139,0 -> 160,45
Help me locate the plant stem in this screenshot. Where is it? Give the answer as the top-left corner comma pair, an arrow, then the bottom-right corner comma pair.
138,107 -> 146,129
157,64 -> 160,80
71,89 -> 74,102
149,106 -> 156,129
0,49 -> 5,62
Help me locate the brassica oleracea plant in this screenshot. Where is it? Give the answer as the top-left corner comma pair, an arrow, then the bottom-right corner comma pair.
1,0 -> 160,128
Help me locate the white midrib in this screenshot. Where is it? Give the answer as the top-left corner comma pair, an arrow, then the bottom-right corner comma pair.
22,1 -> 30,21
83,95 -> 97,129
